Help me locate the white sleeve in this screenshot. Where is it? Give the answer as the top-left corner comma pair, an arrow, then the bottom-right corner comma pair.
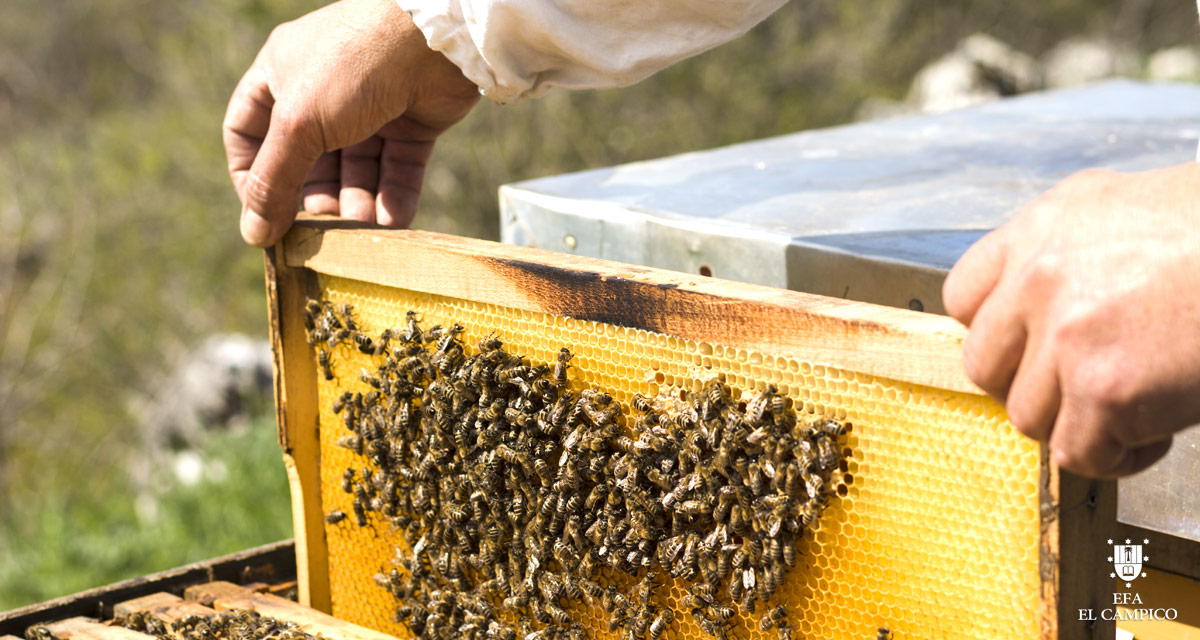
404,0 -> 787,104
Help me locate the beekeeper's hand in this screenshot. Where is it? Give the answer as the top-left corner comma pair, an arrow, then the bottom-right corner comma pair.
943,163 -> 1200,477
224,0 -> 480,247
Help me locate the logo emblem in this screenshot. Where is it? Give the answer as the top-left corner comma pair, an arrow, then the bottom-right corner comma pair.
1108,538 -> 1148,588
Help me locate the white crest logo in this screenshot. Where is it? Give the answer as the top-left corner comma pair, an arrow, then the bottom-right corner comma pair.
1108,538 -> 1148,588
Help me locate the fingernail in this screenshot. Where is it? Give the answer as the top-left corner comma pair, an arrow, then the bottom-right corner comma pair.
241,209 -> 271,246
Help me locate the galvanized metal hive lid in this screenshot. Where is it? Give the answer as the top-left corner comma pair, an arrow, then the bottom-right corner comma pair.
499,80 -> 1200,306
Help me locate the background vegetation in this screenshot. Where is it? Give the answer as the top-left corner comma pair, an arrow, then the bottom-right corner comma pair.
1,0 -> 1196,610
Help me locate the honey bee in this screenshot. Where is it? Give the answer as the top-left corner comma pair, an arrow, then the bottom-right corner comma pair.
331,391 -> 353,415
435,323 -> 465,355
352,489 -> 369,526
768,389 -> 788,416
775,535 -> 795,568
819,418 -> 848,437
305,299 -> 322,317
804,470 -> 825,499
577,577 -> 604,600
307,326 -> 330,347
751,591 -> 783,620
402,311 -> 422,343
606,607 -> 628,632
648,609 -> 673,639
550,348 -> 572,385
336,434 -> 363,455
703,379 -> 726,407
765,536 -> 782,564
728,575 -> 744,602
354,332 -> 375,354
677,499 -> 708,518
740,588 -> 756,614
477,332 -> 503,352
707,603 -> 735,621
324,510 -> 347,525
503,407 -> 534,428
532,458 -> 553,484
777,621 -> 793,640
632,393 -> 653,413
317,349 -> 333,380
694,611 -> 726,639
336,302 -> 357,328
817,436 -> 839,469
877,627 -> 892,640
747,461 -> 764,494
328,328 -> 351,348
631,606 -> 654,637
744,393 -> 772,425
544,604 -> 571,625
532,376 -> 555,399
801,501 -> 820,525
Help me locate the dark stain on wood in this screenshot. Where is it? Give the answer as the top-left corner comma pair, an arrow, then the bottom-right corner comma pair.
488,258 -> 722,334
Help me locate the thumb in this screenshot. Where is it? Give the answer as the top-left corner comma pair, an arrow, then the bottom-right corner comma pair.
240,112 -> 325,247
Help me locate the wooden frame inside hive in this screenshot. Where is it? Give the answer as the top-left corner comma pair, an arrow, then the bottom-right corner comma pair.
265,214 -> 1118,640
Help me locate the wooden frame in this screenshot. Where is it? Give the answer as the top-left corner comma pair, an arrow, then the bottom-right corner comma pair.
264,213 -> 1112,639
0,541 -> 296,636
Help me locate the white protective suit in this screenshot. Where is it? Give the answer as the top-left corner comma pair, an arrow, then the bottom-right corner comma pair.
406,0 -> 788,104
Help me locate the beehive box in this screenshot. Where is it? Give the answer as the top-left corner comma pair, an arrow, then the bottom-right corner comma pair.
265,214 -> 1119,640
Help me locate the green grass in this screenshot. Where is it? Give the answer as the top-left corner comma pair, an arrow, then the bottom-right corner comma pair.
0,418 -> 292,610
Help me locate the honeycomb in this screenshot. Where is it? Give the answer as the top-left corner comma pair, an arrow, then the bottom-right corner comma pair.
312,274 -> 1042,639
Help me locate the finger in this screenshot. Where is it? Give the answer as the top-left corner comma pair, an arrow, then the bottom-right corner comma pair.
1125,439 -> 1173,476
943,225 -> 1010,325
1053,434 -> 1171,478
223,66 -> 274,196
1003,332 -> 1062,443
240,107 -> 326,246
303,151 -> 341,214
1049,394 -> 1129,477
340,136 -> 384,222
376,119 -> 440,227
1049,394 -> 1171,477
959,276 -> 1028,401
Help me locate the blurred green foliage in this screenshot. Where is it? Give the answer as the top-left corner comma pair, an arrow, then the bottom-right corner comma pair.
0,0 -> 1195,612
0,420 -> 292,608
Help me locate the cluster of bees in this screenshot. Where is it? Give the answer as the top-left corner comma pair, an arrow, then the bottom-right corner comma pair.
110,609 -> 324,640
307,300 -> 848,640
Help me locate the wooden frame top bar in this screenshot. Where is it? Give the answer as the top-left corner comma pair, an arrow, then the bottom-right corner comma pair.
284,214 -> 980,395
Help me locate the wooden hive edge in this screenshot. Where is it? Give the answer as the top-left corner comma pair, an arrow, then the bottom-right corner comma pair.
184,583 -> 396,640
283,213 -> 981,395
263,245 -> 327,613
113,593 -> 216,625
40,618 -> 156,640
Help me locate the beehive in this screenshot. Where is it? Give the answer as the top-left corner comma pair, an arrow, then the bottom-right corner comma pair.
265,215 -> 1096,640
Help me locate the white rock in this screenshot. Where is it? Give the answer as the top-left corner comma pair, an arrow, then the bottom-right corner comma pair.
907,33 -> 1041,114
127,333 -> 272,502
1042,37 -> 1138,88
909,52 -> 999,113
1147,46 -> 1200,83
960,33 -> 1041,93
173,450 -> 205,487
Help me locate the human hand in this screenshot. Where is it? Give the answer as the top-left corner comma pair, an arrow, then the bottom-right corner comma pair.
943,163 -> 1200,477
224,0 -> 480,247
